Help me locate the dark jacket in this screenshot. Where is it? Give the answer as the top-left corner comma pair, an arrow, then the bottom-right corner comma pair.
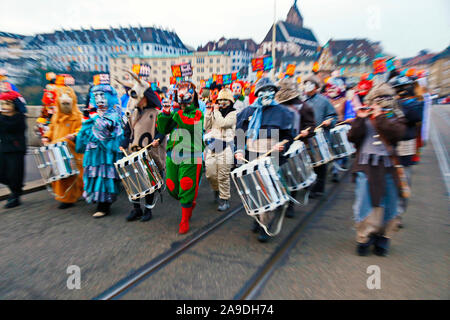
348,114 -> 406,206
236,103 -> 295,149
398,98 -> 423,141
280,100 -> 316,142
0,113 -> 27,153
305,93 -> 338,127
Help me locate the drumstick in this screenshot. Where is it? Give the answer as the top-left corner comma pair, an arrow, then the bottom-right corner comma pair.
294,127 -> 311,141
336,118 -> 355,126
119,147 -> 143,192
314,122 -> 325,132
258,139 -> 290,160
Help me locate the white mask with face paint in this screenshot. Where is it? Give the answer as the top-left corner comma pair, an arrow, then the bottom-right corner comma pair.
258,88 -> 276,106
304,81 -> 316,93
94,91 -> 108,117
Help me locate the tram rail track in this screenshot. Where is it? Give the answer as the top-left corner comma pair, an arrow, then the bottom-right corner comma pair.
93,204 -> 245,300
234,170 -> 350,300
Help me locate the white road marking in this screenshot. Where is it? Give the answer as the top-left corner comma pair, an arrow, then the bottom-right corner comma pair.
430,106 -> 450,197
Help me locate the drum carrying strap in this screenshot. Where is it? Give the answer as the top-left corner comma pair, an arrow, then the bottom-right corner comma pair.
45,175 -> 79,200
254,203 -> 288,237
332,161 -> 349,172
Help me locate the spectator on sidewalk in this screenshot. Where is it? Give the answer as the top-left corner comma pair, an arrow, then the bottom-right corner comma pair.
0,90 -> 27,208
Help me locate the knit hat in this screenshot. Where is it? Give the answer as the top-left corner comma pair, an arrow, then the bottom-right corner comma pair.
255,77 -> 278,96
217,88 -> 235,103
275,78 -> 300,103
303,75 -> 322,88
364,83 -> 396,105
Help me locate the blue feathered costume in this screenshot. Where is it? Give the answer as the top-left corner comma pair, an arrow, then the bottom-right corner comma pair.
75,84 -> 124,217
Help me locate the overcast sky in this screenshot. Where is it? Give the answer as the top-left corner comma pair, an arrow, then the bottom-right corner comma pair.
1,0 -> 449,58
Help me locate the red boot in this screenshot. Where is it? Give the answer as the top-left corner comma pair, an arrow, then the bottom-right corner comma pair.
179,206 -> 192,234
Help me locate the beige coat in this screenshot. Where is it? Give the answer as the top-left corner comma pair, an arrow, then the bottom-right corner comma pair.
204,109 -> 237,200
204,109 -> 237,142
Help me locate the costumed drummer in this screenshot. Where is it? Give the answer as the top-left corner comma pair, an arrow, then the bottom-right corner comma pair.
348,83 -> 406,256
204,88 -> 237,212
303,75 -> 338,198
0,90 -> 27,209
275,77 -> 316,218
75,84 -> 124,218
35,72 -> 57,138
324,76 -> 348,183
42,86 -> 84,209
121,71 -> 167,223
156,81 -> 204,235
235,77 -> 295,243
388,74 -> 423,222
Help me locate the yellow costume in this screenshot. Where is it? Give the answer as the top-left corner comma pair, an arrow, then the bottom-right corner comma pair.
44,86 -> 84,204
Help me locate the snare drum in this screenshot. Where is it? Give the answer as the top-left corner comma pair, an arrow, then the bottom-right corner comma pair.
231,157 -> 289,216
329,125 -> 355,159
114,147 -> 164,201
280,140 -> 317,192
34,141 -> 79,184
306,128 -> 334,167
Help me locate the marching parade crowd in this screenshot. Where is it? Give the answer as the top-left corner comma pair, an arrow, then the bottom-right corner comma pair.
0,64 -> 432,257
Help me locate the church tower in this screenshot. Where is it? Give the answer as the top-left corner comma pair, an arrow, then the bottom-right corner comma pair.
286,0 -> 304,27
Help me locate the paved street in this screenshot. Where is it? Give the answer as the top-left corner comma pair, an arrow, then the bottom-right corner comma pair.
0,106 -> 448,300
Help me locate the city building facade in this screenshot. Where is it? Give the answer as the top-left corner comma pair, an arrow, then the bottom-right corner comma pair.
197,38 -> 258,76
429,45 -> 450,97
25,26 -> 189,73
256,0 -> 320,72
110,51 -> 232,93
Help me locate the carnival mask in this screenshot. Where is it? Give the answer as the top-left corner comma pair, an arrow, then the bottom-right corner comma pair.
210,89 -> 219,103
231,83 -> 242,98
304,81 -> 316,93
125,70 -> 150,115
177,82 -> 195,105
218,99 -> 231,108
59,93 -> 73,114
258,88 -> 276,106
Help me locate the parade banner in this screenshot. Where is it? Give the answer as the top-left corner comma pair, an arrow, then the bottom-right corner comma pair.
223,74 -> 232,85
373,58 -> 387,74
171,62 -> 193,78
286,64 -> 296,76
216,74 -> 223,85
93,74 -> 110,85
251,56 -> 273,72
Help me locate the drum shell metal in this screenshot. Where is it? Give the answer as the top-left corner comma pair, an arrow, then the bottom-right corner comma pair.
33,141 -> 79,184
114,148 -> 164,201
280,141 -> 317,192
231,157 -> 290,216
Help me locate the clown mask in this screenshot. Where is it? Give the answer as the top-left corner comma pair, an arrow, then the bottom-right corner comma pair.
231,83 -> 242,99
258,87 -> 276,106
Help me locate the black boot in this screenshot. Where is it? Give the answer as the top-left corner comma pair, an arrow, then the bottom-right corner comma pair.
4,196 -> 21,209
286,202 -> 295,218
217,199 -> 230,212
140,207 -> 153,222
251,219 -> 260,233
356,235 -> 376,256
58,202 -> 74,210
373,235 -> 390,256
332,172 -> 340,183
126,208 -> 143,222
257,227 -> 270,243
